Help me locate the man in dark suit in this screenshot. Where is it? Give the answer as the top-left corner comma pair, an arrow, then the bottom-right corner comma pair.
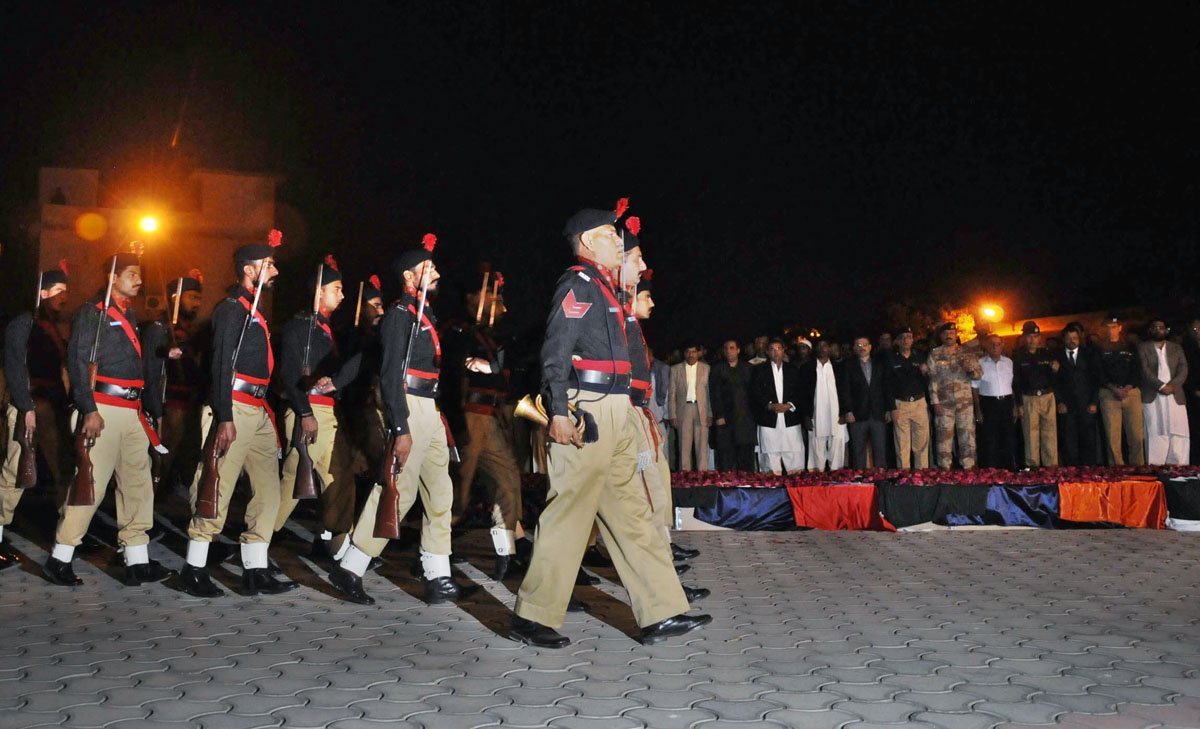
838,336 -> 890,469
1056,322 -> 1101,465
749,339 -> 805,473
709,340 -> 756,471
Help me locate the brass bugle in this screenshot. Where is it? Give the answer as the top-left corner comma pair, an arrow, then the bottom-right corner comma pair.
514,394 -> 586,437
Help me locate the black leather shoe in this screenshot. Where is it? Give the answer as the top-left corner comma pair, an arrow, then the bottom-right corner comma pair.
671,543 -> 700,561
682,585 -> 710,603
575,568 -> 600,586
368,557 -> 384,572
180,565 -> 224,597
266,560 -> 286,579
424,576 -> 462,604
242,567 -> 298,595
581,545 -> 612,568
449,552 -> 469,564
508,617 -> 570,648
639,613 -> 713,645
491,554 -> 511,581
124,560 -> 175,586
674,563 -> 691,576
566,596 -> 588,613
44,556 -> 82,586
330,566 -> 375,605
0,540 -> 22,563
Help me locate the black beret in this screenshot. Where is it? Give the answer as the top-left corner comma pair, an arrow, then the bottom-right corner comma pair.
624,231 -> 640,251
309,257 -> 342,290
102,252 -> 140,273
235,244 -> 275,264
563,209 -> 616,238
41,270 -> 68,289
1021,321 -> 1040,334
362,274 -> 383,301
937,322 -> 957,334
1104,312 -> 1122,324
393,248 -> 433,283
167,276 -> 203,295
636,276 -> 652,294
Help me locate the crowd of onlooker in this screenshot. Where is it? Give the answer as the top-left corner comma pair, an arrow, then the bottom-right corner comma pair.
646,314 -> 1200,474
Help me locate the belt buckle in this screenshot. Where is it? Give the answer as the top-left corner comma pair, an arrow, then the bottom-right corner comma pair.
125,388 -> 140,401
252,385 -> 266,398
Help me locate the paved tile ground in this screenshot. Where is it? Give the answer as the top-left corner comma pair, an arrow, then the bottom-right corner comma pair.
1,488 -> 1199,728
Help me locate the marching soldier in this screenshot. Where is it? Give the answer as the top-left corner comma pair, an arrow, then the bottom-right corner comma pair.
44,252 -> 174,586
927,321 -> 982,470
141,269 -> 206,493
329,236 -> 464,606
1,261 -> 73,567
444,271 -> 528,581
272,256 -> 362,561
1013,320 -> 1060,467
508,206 -> 708,648
180,234 -> 297,597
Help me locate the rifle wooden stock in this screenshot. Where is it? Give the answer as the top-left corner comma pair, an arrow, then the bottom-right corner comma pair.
373,437 -> 401,540
291,418 -> 318,500
14,416 -> 38,489
68,422 -> 95,506
195,421 -> 222,519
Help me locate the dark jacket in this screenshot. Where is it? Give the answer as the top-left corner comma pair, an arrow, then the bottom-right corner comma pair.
749,360 -> 804,429
838,355 -> 889,421
709,359 -> 756,444
1055,346 -> 1100,413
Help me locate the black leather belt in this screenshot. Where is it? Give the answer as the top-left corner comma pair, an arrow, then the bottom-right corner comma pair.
466,391 -> 503,407
233,378 -> 268,399
897,395 -> 924,402
95,382 -> 143,400
405,374 -> 439,398
981,394 -> 1013,400
1024,389 -> 1051,397
575,370 -> 632,392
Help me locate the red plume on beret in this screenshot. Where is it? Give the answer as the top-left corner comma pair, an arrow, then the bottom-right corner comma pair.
422,233 -> 437,251
614,197 -> 630,218
323,254 -> 339,271
58,259 -> 69,276
188,267 -> 204,284
268,229 -> 283,247
369,275 -> 381,290
641,268 -> 654,281
129,240 -> 145,256
626,216 -> 641,236
495,272 -> 505,288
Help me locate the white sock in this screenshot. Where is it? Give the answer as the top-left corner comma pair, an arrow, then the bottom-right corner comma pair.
186,540 -> 209,568
124,544 -> 149,566
241,542 -> 268,569
340,545 -> 371,577
319,530 -> 333,541
51,544 -> 74,563
332,539 -> 350,561
0,525 -> 5,541
421,550 -> 451,580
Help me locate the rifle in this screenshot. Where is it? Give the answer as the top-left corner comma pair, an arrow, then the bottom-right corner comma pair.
67,255 -> 118,506
291,261 -> 324,502
195,255 -> 271,519
352,280 -> 364,328
150,276 -> 185,490
375,249 -> 434,539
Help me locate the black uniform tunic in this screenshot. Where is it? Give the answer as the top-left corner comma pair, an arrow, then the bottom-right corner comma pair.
4,312 -> 68,412
380,291 -> 441,436
67,293 -> 145,414
274,312 -> 362,418
209,285 -> 273,423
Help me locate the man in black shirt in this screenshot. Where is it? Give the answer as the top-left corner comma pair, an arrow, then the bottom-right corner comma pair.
883,327 -> 930,469
1013,321 -> 1059,467
1096,314 -> 1143,465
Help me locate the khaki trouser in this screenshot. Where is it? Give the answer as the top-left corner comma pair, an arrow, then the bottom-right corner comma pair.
55,404 -> 154,548
2,400 -> 70,525
677,402 -> 708,471
632,405 -> 673,543
274,404 -> 340,531
1099,387 -> 1144,465
516,395 -> 687,630
457,411 -> 522,531
892,398 -> 930,469
350,395 -> 453,558
187,403 -> 280,544
1021,393 -> 1058,467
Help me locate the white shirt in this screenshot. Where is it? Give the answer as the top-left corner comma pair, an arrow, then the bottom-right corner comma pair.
685,362 -> 698,401
770,361 -> 794,428
1066,348 -> 1079,366
972,355 -> 1014,397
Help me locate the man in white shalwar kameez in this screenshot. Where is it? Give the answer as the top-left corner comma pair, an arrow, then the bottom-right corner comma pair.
753,341 -> 804,474
1139,319 -> 1190,465
806,341 -> 847,470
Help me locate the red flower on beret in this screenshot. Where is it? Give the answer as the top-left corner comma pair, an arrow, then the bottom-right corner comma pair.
641,268 -> 653,281
268,229 -> 283,247
626,216 -> 641,236
422,233 -> 437,251
614,197 -> 630,218
323,254 -> 339,271
495,272 -> 505,288
129,240 -> 144,256
58,259 -> 69,276
369,274 -> 381,290
188,267 -> 204,284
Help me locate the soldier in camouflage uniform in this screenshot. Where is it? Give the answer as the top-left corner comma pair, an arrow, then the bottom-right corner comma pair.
927,322 -> 982,469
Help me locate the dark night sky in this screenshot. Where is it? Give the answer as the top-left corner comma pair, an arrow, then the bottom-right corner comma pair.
1,2 -> 1196,347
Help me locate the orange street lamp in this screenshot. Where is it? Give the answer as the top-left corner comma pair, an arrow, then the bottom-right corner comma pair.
139,215 -> 160,233
979,303 -> 1005,322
